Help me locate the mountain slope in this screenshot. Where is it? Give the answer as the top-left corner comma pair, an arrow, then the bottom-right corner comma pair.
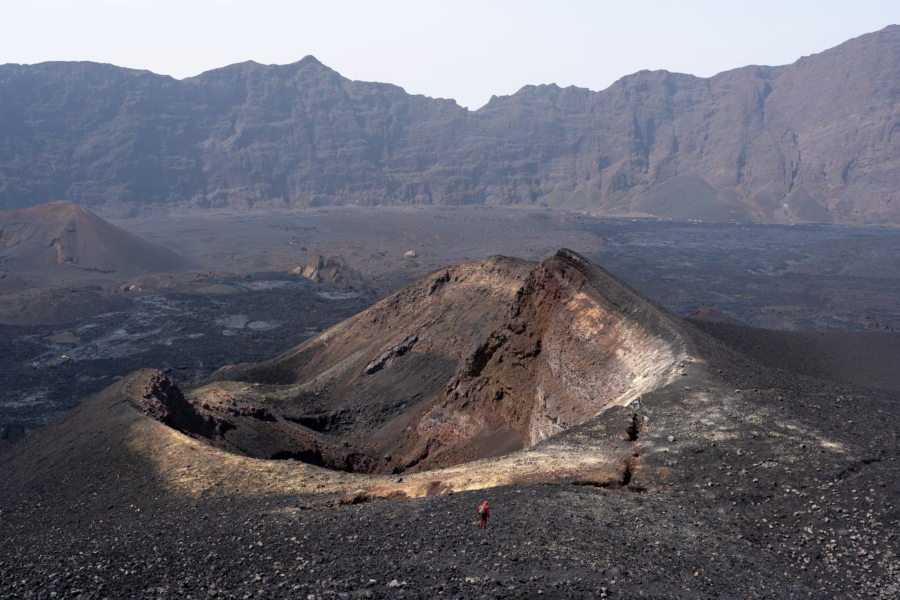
1,26 -> 898,223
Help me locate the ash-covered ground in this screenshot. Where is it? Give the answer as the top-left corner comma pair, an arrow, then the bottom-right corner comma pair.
1,332 -> 897,599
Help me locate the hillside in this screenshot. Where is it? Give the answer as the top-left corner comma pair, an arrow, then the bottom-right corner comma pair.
1,27 -> 898,223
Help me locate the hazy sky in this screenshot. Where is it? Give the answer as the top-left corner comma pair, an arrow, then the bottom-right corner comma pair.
5,0 -> 899,109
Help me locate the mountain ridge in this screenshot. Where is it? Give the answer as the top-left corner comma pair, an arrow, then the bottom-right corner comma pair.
1,26 -> 898,223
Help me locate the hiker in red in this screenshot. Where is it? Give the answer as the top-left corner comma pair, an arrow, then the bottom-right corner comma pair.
477,501 -> 489,528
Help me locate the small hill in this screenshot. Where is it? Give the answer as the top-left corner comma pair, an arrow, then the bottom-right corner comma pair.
0,200 -> 185,277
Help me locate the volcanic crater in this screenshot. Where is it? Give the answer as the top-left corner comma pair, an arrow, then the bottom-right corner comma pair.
131,249 -> 692,476
5,246 -> 898,597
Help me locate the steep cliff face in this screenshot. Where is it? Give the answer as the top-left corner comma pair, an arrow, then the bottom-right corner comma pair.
467,24 -> 899,223
1,26 -> 898,223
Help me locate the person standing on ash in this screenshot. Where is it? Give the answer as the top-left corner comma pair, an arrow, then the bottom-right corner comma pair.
477,501 -> 489,528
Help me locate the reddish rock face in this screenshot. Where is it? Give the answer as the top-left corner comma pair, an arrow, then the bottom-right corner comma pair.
173,250 -> 688,473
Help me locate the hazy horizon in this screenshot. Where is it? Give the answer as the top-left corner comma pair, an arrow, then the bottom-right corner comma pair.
5,1 -> 899,109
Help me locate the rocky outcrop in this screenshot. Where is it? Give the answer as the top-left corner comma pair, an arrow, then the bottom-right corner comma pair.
291,254 -> 361,286
125,369 -> 214,436
0,26 -> 898,224
363,333 -> 419,375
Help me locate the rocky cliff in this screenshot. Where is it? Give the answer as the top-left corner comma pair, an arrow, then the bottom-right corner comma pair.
1,26 -> 898,223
